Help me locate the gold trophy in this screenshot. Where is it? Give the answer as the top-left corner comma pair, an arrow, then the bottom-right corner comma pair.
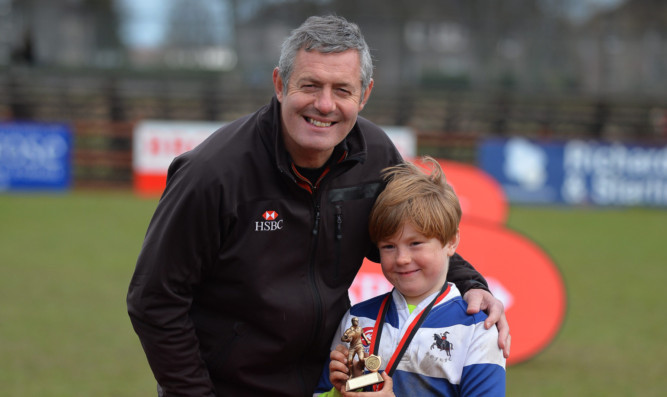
341,317 -> 384,392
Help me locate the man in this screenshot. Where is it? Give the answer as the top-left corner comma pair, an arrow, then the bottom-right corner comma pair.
127,15 -> 509,397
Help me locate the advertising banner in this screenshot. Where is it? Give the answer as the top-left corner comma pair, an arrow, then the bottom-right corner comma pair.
133,121 -> 417,196
133,120 -> 224,196
0,122 -> 72,191
480,137 -> 667,206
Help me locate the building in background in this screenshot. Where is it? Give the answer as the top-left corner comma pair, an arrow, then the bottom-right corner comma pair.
1,0 -> 665,98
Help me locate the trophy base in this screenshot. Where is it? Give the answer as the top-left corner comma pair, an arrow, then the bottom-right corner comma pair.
345,372 -> 384,391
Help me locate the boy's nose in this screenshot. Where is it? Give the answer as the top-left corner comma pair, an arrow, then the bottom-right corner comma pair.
396,248 -> 411,265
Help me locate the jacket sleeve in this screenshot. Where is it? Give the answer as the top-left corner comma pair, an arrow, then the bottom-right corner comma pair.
127,155 -> 220,396
446,253 -> 489,295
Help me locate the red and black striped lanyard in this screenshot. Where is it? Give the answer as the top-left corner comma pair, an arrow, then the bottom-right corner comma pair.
368,282 -> 451,390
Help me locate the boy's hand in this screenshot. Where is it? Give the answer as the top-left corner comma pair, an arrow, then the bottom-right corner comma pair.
342,372 -> 395,397
463,289 -> 511,358
329,345 -> 365,392
329,345 -> 351,392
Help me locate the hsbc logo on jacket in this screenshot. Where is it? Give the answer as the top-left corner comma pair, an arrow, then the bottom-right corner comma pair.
255,210 -> 283,231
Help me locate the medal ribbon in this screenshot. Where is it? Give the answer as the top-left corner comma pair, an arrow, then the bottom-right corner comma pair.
369,282 -> 451,390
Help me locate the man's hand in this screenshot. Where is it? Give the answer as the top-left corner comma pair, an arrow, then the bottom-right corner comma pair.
463,288 -> 511,358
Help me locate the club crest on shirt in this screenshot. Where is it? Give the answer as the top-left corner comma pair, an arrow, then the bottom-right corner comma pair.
362,327 -> 374,347
430,331 -> 454,360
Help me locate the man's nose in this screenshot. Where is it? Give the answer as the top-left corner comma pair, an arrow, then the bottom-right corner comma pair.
314,87 -> 336,114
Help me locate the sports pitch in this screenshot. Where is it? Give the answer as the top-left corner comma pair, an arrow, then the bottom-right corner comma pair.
0,192 -> 665,396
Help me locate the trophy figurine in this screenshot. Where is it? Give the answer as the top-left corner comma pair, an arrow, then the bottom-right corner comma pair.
341,317 -> 384,392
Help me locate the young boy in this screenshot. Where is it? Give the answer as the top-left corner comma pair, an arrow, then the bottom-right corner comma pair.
315,157 -> 506,396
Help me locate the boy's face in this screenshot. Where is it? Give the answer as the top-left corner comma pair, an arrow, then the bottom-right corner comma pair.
378,222 -> 459,306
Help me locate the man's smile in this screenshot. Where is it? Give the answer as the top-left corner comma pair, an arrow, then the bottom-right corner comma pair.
306,117 -> 334,127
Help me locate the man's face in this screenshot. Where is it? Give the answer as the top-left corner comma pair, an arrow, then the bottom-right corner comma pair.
273,48 -> 373,168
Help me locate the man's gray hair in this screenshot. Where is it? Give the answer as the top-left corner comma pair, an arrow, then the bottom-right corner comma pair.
278,15 -> 373,100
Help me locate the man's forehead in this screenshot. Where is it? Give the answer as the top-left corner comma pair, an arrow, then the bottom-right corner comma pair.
292,49 -> 362,83
295,47 -> 360,66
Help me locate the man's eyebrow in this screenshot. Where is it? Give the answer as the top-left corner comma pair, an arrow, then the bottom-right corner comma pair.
295,74 -> 318,83
294,76 -> 358,91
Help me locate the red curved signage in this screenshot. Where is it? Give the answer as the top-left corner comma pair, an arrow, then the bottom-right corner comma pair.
411,157 -> 509,226
456,220 -> 566,365
348,158 -> 566,365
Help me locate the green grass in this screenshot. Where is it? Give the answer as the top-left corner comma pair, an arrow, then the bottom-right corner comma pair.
0,192 -> 158,396
506,206 -> 667,396
1,193 -> 666,396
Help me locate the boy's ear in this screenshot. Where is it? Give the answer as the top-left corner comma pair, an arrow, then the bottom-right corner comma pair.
445,230 -> 460,256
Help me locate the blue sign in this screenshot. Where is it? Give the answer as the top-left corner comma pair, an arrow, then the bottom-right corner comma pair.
479,138 -> 667,206
0,122 -> 72,191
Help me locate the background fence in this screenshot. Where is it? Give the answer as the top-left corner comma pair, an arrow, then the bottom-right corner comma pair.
2,66 -> 666,189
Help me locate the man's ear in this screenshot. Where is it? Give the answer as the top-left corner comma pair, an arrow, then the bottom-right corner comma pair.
273,67 -> 284,102
358,78 -> 374,111
446,230 -> 460,256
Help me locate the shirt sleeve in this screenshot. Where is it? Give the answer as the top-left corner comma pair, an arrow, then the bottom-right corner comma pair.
460,317 -> 506,396
315,387 -> 343,397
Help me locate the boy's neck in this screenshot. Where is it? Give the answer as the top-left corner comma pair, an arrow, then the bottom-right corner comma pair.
401,282 -> 451,307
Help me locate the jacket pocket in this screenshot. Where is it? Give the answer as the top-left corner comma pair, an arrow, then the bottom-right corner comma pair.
204,321 -> 246,377
326,182 -> 382,285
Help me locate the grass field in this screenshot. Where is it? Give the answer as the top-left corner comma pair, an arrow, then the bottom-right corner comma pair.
1,192 -> 666,396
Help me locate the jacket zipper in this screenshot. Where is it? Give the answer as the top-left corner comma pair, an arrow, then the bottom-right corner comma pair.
309,198 -> 323,332
280,166 -> 322,394
293,169 -> 325,353
312,201 -> 321,236
334,204 -> 343,281
286,160 -> 349,394
300,195 -> 324,395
